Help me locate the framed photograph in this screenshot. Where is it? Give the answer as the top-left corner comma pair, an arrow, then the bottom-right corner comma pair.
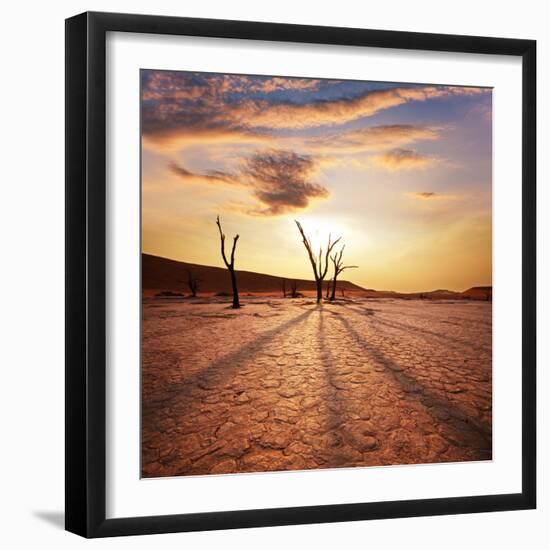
65,11 -> 536,537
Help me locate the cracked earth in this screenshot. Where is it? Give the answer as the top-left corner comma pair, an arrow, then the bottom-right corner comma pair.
141,297 -> 492,477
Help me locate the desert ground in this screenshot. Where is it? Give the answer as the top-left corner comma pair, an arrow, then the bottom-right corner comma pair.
141,296 -> 492,477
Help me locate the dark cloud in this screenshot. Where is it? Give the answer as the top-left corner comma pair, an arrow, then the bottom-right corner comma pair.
168,162 -> 238,185
414,192 -> 438,199
141,71 -> 320,144
243,150 -> 329,215
170,150 -> 329,216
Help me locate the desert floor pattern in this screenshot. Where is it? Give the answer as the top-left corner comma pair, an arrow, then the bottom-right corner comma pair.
141,298 -> 492,477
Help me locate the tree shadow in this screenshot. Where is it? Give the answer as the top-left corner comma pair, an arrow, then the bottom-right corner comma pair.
142,306 -> 318,423
334,314 -> 491,453
348,304 -> 491,356
306,309 -> 366,467
317,310 -> 348,429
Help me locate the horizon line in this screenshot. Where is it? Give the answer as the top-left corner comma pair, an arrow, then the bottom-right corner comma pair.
141,251 -> 491,295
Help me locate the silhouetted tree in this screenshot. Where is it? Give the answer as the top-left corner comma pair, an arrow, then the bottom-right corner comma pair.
340,287 -> 346,298
295,220 -> 341,303
329,245 -> 358,301
186,269 -> 200,297
290,280 -> 299,298
216,215 -> 240,309
282,278 -> 287,298
325,280 -> 331,299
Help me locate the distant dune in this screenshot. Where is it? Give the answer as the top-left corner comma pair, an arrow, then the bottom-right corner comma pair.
362,287 -> 492,301
142,253 -> 492,300
462,286 -> 493,301
142,253 -> 365,297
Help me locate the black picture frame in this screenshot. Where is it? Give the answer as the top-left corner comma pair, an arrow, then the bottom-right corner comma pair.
65,11 -> 536,538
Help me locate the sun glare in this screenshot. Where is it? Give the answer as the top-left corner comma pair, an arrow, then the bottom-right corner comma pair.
296,215 -> 355,252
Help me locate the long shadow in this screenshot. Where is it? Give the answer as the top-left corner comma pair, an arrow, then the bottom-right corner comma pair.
367,302 -> 493,330
335,314 -> 492,452
317,310 -> 348,431
142,306 -> 318,418
311,310 -> 368,467
348,304 -> 492,356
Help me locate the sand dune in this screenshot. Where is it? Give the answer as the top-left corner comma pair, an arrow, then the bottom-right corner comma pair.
462,286 -> 492,300
142,253 -> 491,300
142,253 -> 366,297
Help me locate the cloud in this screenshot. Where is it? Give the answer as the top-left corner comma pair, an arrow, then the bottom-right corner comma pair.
140,72 -> 265,149
445,86 -> 490,96
468,101 -> 492,122
243,150 -> 329,215
405,191 -> 468,202
228,86 -> 441,130
407,192 -> 460,201
142,126 -> 274,154
142,71 -> 320,102
221,85 -> 487,130
246,77 -> 321,93
413,191 -> 439,199
146,122 -> 440,158
168,162 -> 239,186
371,149 -> 434,172
170,150 -> 329,216
307,124 -> 440,154
141,70 -> 488,148
141,71 -> 322,149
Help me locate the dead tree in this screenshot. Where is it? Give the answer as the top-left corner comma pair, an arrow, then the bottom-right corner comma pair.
325,280 -> 331,299
186,269 -> 200,297
295,220 -> 341,303
290,280 -> 299,298
216,215 -> 240,309
340,287 -> 345,298
329,245 -> 358,301
282,278 -> 287,298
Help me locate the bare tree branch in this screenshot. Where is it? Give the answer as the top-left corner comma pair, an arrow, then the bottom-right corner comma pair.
216,215 -> 230,268
329,244 -> 358,301
295,220 -> 320,281
321,234 -> 341,280
216,215 -> 240,308
295,220 -> 341,303
230,234 -> 239,266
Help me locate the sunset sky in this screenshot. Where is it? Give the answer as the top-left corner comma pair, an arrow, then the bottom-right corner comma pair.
141,70 -> 492,293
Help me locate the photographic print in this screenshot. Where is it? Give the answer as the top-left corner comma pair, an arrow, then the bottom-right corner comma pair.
140,70 -> 493,478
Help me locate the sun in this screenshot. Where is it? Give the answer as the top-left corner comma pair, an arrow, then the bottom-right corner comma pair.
294,215 -> 354,252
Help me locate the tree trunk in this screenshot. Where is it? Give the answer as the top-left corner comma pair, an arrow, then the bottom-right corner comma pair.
330,277 -> 337,301
216,217 -> 240,308
316,280 -> 323,303
229,269 -> 240,308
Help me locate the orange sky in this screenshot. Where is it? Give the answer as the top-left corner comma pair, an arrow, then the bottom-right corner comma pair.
141,71 -> 492,293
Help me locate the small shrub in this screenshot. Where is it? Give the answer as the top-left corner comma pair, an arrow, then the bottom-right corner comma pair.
155,290 -> 184,297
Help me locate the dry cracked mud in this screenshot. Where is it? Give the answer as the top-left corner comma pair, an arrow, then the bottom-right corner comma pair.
141,297 -> 492,477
